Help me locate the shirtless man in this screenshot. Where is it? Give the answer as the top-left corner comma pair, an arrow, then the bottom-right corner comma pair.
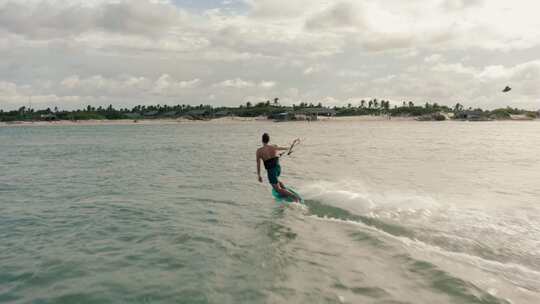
256,133 -> 300,202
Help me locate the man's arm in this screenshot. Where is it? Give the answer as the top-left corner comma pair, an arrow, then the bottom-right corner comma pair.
274,139 -> 300,151
273,145 -> 290,151
256,151 -> 263,183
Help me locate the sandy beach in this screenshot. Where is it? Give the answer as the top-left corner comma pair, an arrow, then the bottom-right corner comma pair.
2,114 -> 538,127
0,115 -> 421,127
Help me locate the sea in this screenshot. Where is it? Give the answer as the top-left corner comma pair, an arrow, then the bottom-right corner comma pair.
1,120 -> 539,304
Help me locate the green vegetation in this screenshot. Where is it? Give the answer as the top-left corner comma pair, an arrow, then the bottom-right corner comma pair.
1,98 -> 538,122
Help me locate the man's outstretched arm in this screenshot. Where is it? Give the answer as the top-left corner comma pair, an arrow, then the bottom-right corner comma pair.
274,138 -> 300,151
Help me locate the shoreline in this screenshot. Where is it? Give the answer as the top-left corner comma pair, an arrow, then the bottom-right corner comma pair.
0,115 -> 537,127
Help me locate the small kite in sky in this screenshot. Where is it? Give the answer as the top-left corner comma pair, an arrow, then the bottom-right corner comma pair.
502,86 -> 512,93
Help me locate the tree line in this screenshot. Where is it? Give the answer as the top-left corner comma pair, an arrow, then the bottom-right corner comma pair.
0,98 -> 537,121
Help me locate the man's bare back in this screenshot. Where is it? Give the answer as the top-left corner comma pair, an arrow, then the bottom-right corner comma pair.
256,144 -> 279,162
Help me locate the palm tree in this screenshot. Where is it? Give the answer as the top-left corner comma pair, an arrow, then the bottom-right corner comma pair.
273,97 -> 279,106
246,101 -> 252,108
408,101 -> 414,108
368,100 -> 373,108
360,100 -> 366,108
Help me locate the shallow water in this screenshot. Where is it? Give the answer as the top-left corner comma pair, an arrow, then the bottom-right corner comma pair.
1,121 -> 539,303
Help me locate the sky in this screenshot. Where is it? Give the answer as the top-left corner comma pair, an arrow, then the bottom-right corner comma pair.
1,0 -> 540,110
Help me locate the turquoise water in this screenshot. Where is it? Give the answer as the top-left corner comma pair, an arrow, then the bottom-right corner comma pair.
1,121 -> 540,303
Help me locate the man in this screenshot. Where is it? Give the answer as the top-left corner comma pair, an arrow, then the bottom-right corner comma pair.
256,133 -> 299,202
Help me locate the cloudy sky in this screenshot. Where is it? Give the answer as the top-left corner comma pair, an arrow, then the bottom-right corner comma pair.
1,0 -> 539,110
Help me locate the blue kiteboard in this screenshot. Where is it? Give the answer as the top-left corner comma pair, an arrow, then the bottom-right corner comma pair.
272,187 -> 304,204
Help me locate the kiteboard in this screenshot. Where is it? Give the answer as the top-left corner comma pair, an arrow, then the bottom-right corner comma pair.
272,187 -> 304,204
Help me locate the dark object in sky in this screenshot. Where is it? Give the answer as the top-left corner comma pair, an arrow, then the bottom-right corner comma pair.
502,86 -> 512,93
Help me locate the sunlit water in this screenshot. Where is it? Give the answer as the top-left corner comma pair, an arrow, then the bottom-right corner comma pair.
1,121 -> 539,303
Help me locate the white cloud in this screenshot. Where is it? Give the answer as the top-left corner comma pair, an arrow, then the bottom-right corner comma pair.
214,78 -> 255,88
443,0 -> 483,10
424,54 -> 443,63
432,63 -> 476,75
0,81 -> 20,96
305,2 -> 366,31
336,69 -> 367,78
152,74 -> 200,95
213,78 -> 276,89
303,65 -> 325,75
259,81 -> 276,89
0,0 -> 185,39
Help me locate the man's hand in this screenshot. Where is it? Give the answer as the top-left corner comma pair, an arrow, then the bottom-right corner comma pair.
258,175 -> 263,183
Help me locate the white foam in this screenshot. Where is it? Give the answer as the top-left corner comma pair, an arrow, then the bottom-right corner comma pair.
299,180 -> 441,218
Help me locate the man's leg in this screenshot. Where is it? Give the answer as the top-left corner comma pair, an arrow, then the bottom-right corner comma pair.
272,182 -> 299,203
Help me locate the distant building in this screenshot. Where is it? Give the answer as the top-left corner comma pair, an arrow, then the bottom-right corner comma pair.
454,110 -> 487,121
295,108 -> 336,121
214,110 -> 229,118
184,109 -> 211,120
162,111 -> 178,118
272,112 -> 294,122
143,111 -> 159,117
415,112 -> 446,121
124,113 -> 142,119
40,114 -> 56,121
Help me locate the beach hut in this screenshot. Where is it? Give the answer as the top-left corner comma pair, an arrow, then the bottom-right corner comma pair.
40,114 -> 57,121
272,112 -> 293,122
454,110 -> 487,121
214,110 -> 229,118
295,108 -> 336,121
143,111 -> 159,118
185,109 -> 210,120
162,111 -> 178,118
124,113 -> 142,119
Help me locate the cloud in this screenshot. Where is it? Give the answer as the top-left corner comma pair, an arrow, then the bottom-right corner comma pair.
432,63 -> 476,75
259,81 -> 276,89
214,78 -> 255,88
305,2 -> 365,30
99,0 -> 183,36
0,0 -> 184,39
213,78 -> 276,89
245,0 -> 317,18
0,81 -> 19,96
0,79 -> 82,107
442,0 -> 483,10
303,65 -> 325,75
424,54 -> 443,63
152,74 -> 201,95
1,0 -> 540,111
